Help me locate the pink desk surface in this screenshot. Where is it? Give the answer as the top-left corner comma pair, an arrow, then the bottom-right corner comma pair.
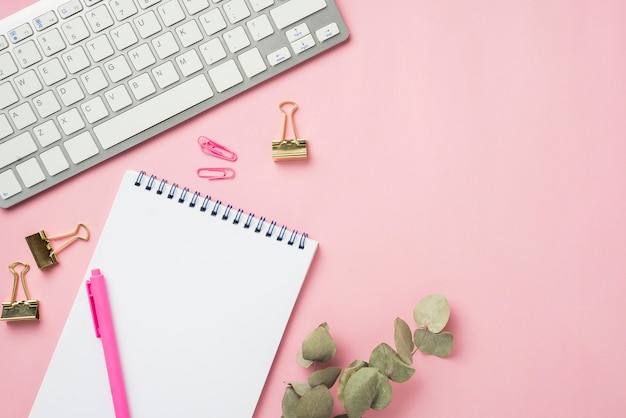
2,1 -> 626,417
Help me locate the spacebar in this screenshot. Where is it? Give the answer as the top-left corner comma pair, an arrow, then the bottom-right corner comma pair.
94,75 -> 214,150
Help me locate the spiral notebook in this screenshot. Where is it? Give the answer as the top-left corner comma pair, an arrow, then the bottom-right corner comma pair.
30,170 -> 318,417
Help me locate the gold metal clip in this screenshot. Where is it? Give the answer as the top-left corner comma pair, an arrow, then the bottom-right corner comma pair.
25,223 -> 90,269
272,101 -> 308,161
1,262 -> 39,321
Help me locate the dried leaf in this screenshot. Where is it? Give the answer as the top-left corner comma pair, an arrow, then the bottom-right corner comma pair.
287,381 -> 312,397
413,294 -> 450,333
302,323 -> 336,363
282,386 -> 300,418
343,367 -> 392,418
295,385 -> 333,418
414,329 -> 454,358
337,360 -> 368,406
309,367 -> 342,389
394,317 -> 414,364
369,343 -> 415,383
297,347 -> 314,368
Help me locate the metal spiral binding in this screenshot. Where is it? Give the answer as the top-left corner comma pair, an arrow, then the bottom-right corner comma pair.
133,171 -> 309,249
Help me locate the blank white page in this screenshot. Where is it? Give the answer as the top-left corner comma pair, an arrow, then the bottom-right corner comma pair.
31,170 -> 318,417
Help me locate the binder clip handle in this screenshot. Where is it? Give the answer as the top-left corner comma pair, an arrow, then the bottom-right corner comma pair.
49,223 -> 90,256
8,261 -> 31,302
279,100 -> 302,145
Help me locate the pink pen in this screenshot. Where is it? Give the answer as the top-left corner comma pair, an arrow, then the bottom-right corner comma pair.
87,269 -> 131,418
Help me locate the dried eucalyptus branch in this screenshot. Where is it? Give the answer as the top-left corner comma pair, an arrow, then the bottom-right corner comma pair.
281,295 -> 455,418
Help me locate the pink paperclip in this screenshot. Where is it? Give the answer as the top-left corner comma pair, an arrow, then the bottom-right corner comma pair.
197,167 -> 236,180
198,136 -> 238,161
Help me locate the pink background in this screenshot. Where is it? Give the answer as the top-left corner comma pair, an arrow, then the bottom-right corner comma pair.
2,0 -> 626,416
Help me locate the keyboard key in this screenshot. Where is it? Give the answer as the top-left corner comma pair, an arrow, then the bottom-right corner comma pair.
157,1 -> 186,27
10,102 -> 38,129
247,14 -> 273,41
61,16 -> 90,44
0,170 -> 22,199
223,26 -> 249,53
57,78 -> 85,105
85,34 -> 115,62
0,83 -> 19,109
81,96 -> 109,123
223,0 -> 250,24
104,55 -> 133,82
175,49 -> 203,76
62,46 -> 90,73
128,73 -> 156,99
0,114 -> 12,139
33,90 -> 62,117
110,22 -> 138,50
40,146 -> 70,175
182,0 -> 210,15
8,23 -> 34,44
104,84 -> 133,111
238,47 -> 266,78
38,58 -> 67,85
270,0 -> 326,29
315,22 -> 340,42
16,158 -> 46,187
0,52 -> 18,80
14,40 -> 42,68
208,59 -> 242,92
34,120 -> 62,146
15,69 -> 43,97
85,5 -> 115,32
249,0 -> 273,12
33,11 -> 59,31
94,74 -> 213,149
0,36 -> 8,51
58,0 -> 84,19
138,0 -> 162,9
128,43 -> 156,70
198,8 -> 227,36
267,46 -> 290,66
80,66 -> 109,93
84,0 -> 105,6
175,20 -> 203,47
152,32 -> 179,59
152,61 -> 179,88
0,132 -> 37,170
285,23 -> 309,43
57,108 -> 85,135
199,38 -> 226,65
134,11 -> 162,38
290,34 -> 315,54
37,28 -> 67,56
110,0 -> 139,21
64,131 -> 99,163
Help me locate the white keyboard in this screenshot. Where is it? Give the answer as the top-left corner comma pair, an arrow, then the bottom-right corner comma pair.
0,0 -> 348,208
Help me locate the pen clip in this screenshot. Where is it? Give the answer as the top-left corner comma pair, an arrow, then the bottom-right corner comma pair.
86,279 -> 101,338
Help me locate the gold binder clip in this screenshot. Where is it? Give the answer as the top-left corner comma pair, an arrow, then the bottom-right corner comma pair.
1,262 -> 39,321
25,223 -> 90,269
272,101 -> 308,161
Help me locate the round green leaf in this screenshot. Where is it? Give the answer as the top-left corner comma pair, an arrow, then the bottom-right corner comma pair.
337,360 -> 368,406
368,343 -> 415,383
413,294 -> 450,333
394,317 -> 414,364
302,324 -> 336,363
295,385 -> 333,418
282,386 -> 300,418
308,367 -> 342,389
343,367 -> 392,418
414,329 -> 454,358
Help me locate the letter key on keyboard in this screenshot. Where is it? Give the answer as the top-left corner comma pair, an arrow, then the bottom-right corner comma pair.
0,0 -> 349,208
